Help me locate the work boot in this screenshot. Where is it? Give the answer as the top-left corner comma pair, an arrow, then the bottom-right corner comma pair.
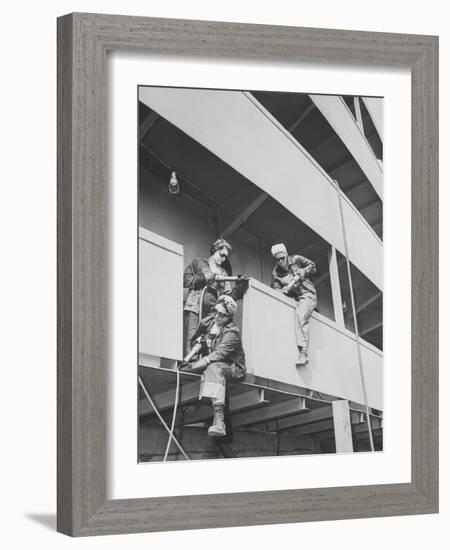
296,350 -> 308,366
208,404 -> 226,437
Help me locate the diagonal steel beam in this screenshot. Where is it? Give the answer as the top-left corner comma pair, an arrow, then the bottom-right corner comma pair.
289,103 -> 315,133
222,192 -> 269,238
356,291 -> 382,313
359,320 -> 383,337
139,110 -> 159,142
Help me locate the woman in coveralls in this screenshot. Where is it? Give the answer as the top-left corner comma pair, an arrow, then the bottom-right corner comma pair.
182,238 -> 233,355
181,295 -> 245,438
270,243 -> 317,366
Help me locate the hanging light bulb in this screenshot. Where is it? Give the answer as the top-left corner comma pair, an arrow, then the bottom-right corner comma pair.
168,171 -> 179,194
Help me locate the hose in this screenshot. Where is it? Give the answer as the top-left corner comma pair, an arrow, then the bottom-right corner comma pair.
163,365 -> 181,462
199,285 -> 208,321
138,376 -> 190,460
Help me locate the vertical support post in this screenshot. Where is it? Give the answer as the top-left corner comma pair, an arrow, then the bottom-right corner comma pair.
332,400 -> 354,453
328,246 -> 345,328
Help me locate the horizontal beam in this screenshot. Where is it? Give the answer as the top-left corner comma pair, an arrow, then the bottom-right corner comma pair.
353,417 -> 382,435
139,380 -> 201,417
327,155 -> 354,176
232,397 -> 308,428
288,412 -> 383,438
309,131 -> 339,155
345,178 -> 369,195
359,198 -> 381,215
354,431 -> 383,443
289,419 -> 334,437
269,405 -> 333,433
184,388 -> 268,425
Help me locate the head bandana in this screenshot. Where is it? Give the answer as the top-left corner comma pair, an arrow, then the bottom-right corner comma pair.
216,295 -> 237,318
271,243 -> 288,259
210,238 -> 232,256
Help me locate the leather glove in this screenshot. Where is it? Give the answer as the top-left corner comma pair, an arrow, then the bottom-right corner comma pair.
189,357 -> 209,373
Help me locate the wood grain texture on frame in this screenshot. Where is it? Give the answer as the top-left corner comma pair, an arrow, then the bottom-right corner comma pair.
57,12 -> 438,536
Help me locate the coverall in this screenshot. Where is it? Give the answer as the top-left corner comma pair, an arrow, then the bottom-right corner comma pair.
183,258 -> 231,354
271,254 -> 317,354
189,314 -> 246,405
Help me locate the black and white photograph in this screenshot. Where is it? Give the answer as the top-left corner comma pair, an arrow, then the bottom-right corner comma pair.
137,86 -> 384,461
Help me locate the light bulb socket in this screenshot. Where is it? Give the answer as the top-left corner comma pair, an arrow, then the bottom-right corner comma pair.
168,171 -> 179,194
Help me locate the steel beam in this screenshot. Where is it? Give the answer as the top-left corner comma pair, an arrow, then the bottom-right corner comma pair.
183,388 -> 267,425
356,291 -> 382,313
139,110 -> 159,142
139,380 -> 201,417
288,419 -> 334,437
310,94 -> 383,199
289,103 -> 315,133
264,401 -> 333,433
232,396 -> 308,428
222,192 -> 269,238
359,320 -> 383,337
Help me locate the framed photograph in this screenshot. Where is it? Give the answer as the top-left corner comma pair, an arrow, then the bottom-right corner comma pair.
57,13 -> 438,536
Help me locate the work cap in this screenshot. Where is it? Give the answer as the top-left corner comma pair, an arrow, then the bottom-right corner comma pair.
271,243 -> 287,259
210,237 -> 232,255
217,295 -> 237,317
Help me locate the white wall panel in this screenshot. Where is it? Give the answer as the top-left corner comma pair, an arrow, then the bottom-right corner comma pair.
242,279 -> 383,410
138,228 -> 184,361
310,94 -> 383,198
362,96 -> 384,143
342,196 -> 383,289
139,87 -> 383,290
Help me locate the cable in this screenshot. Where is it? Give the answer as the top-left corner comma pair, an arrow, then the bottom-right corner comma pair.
138,376 -> 190,461
335,179 -> 375,452
163,366 -> 181,462
199,285 -> 208,321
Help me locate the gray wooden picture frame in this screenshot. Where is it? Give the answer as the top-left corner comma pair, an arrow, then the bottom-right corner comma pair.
57,12 -> 439,537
